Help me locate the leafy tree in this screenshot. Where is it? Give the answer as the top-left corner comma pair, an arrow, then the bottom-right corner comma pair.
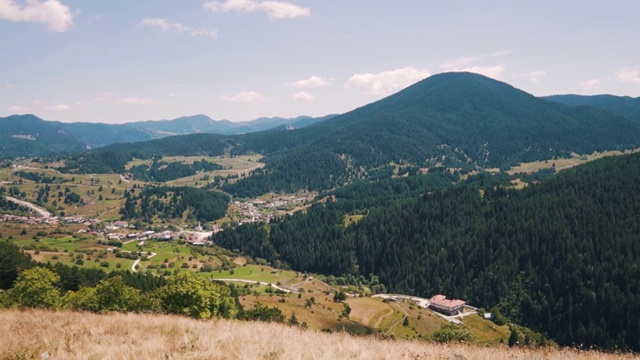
432,323 -> 472,343
6,267 -> 62,309
333,291 -> 347,302
157,273 -> 238,319
241,302 -> 285,323
93,276 -> 142,312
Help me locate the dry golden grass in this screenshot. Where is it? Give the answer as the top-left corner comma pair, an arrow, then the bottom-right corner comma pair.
1,309 -> 636,360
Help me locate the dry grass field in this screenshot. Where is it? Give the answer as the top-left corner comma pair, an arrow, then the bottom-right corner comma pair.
1,309 -> 637,360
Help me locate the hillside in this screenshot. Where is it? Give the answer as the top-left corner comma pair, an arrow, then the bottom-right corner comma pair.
0,114 -> 333,158
0,115 -> 89,159
2,309 -> 632,360
224,72 -> 640,195
62,72 -> 640,196
544,94 -> 640,123
213,152 -> 640,351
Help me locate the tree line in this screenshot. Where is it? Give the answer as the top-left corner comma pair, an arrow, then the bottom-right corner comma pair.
213,153 -> 640,351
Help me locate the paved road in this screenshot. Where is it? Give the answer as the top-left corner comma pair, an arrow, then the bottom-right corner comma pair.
4,196 -> 52,218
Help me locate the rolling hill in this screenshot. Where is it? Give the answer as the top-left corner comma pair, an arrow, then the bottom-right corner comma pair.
544,94 -> 640,123
225,72 -> 640,195
0,113 -> 333,158
0,115 -> 89,158
58,73 -> 640,196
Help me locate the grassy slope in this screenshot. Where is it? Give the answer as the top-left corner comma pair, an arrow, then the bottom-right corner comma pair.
1,309 -> 635,360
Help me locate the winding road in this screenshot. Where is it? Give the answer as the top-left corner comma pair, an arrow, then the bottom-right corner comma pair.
4,196 -> 52,218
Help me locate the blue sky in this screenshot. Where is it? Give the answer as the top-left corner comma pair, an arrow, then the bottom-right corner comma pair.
1,0 -> 639,123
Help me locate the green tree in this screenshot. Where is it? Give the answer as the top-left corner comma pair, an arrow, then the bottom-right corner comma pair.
333,291 -> 347,302
241,302 -> 285,323
6,267 -> 62,309
65,286 -> 98,311
0,241 -> 35,289
157,273 -> 238,319
93,276 -> 141,312
432,323 -> 472,343
509,328 -> 520,347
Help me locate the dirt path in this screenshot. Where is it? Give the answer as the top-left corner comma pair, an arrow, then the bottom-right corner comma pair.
372,307 -> 394,329
4,196 -> 52,218
131,252 -> 156,273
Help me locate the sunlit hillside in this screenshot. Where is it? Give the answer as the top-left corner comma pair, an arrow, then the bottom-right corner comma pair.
1,309 -> 636,360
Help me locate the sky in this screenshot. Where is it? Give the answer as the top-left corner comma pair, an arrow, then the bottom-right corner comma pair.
1,0 -> 639,124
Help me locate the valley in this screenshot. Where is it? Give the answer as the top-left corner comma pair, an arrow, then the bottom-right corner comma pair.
1,73 -> 639,354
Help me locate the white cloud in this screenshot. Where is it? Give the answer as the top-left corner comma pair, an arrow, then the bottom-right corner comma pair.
0,0 -> 74,31
286,76 -> 332,88
31,99 -> 44,107
293,91 -> 313,101
9,105 -> 28,113
48,103 -> 70,111
121,97 -> 156,105
440,50 -> 511,69
617,65 -> 640,84
203,0 -> 310,19
346,67 -> 430,96
221,91 -> 266,103
517,70 -> 546,83
140,18 -> 217,38
580,78 -> 601,89
190,28 -> 218,38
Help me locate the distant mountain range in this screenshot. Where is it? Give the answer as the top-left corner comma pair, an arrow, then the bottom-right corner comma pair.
0,114 -> 334,158
54,72 -> 640,196
543,94 -> 640,122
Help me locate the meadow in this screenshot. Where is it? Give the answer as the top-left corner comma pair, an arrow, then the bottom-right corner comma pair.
2,309 -> 636,360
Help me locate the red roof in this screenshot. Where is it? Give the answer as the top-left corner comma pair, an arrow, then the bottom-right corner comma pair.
430,294 -> 465,309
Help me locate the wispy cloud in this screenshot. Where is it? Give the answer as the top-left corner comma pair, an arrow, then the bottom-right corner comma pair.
0,0 -> 74,31
221,91 -> 266,103
121,97 -> 156,105
440,50 -> 511,69
517,70 -> 547,83
286,76 -> 332,88
293,91 -> 313,101
8,105 -> 28,113
139,18 -> 218,38
580,78 -> 601,89
617,65 -> 640,84
346,67 -> 429,96
48,103 -> 70,111
203,0 -> 310,20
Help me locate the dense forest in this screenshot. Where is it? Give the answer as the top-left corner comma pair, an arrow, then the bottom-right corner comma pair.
213,153 -> 640,351
128,158 -> 224,182
120,186 -> 230,223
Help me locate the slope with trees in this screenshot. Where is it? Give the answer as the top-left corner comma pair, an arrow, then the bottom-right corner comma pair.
213,152 -> 640,351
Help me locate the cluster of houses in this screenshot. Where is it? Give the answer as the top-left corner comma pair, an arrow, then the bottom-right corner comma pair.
106,230 -> 177,242
234,195 -> 313,225
0,214 -> 101,226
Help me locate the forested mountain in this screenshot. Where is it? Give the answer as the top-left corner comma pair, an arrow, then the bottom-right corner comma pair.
0,114 -> 333,158
544,94 -> 640,123
0,115 -> 89,158
213,152 -> 640,351
62,73 -> 640,195
224,72 -> 640,196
